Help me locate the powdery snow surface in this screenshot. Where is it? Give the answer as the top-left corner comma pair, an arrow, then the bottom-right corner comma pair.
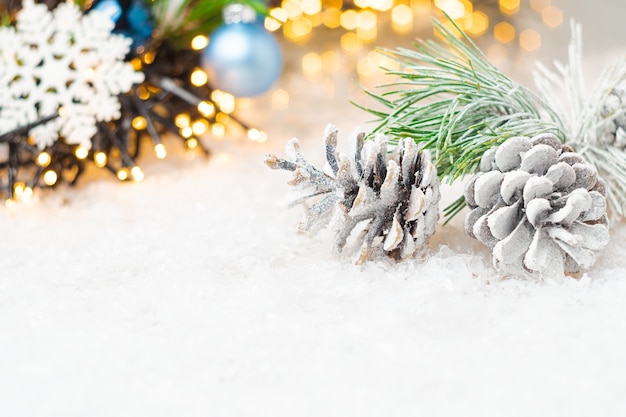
4,3 -> 626,416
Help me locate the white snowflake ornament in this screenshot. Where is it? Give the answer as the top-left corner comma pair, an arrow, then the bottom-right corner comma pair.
0,0 -> 145,149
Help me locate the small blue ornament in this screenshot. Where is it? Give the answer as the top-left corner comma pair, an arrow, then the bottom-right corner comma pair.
92,0 -> 153,52
201,5 -> 282,97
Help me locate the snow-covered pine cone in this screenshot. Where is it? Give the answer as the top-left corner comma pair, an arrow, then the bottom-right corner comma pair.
600,85 -> 626,150
464,133 -> 610,278
265,124 -> 440,263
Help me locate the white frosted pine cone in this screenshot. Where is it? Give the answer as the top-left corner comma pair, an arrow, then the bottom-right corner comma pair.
464,133 -> 609,278
265,124 -> 441,263
600,86 -> 626,150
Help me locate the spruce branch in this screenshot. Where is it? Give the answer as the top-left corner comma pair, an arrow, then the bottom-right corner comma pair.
359,16 -> 565,221
534,21 -> 626,220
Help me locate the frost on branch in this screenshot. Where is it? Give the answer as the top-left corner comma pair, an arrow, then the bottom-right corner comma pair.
265,124 -> 441,263
464,134 -> 610,279
0,0 -> 144,149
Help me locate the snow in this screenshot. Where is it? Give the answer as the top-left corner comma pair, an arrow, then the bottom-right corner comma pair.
3,1 -> 626,416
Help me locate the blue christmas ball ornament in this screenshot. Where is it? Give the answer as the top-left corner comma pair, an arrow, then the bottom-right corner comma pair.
92,0 -> 153,52
201,5 -> 282,97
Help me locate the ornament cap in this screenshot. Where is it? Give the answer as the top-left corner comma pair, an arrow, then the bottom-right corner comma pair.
223,4 -> 257,24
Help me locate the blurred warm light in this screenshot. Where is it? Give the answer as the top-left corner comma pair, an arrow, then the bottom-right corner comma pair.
190,68 -> 208,86
212,123 -> 225,138
466,11 -> 488,37
357,10 -> 377,30
530,0 -> 551,13
186,138 -> 199,149
434,0 -> 465,19
341,32 -> 361,53
270,7 -> 288,22
322,7 -> 341,28
542,5 -> 563,27
357,26 -> 378,43
197,101 -> 215,118
248,128 -> 268,143
391,4 -> 413,33
131,166 -> 144,182
37,152 -> 51,167
265,16 -> 282,31
271,88 -> 290,110
283,0 -> 303,19
175,113 -> 190,128
499,0 -> 519,15
520,28 -> 541,51
117,169 -> 128,181
43,170 -> 58,186
302,52 -> 323,77
494,21 -> 515,43
154,143 -> 167,159
340,9 -> 358,30
191,35 -> 209,50
132,116 -> 147,130
181,126 -> 193,138
75,146 -> 88,160
357,56 -> 378,78
94,152 -> 107,168
411,0 -> 431,13
302,0 -> 322,15
192,120 -> 209,136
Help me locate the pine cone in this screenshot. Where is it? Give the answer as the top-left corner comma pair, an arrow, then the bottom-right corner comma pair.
265,124 -> 440,263
464,133 -> 610,278
600,86 -> 626,150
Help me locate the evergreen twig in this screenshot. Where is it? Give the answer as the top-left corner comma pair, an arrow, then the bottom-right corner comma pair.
359,16 -> 565,222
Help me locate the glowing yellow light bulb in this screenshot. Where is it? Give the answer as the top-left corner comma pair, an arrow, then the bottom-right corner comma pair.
192,120 -> 208,135
22,186 -> 33,200
175,113 -> 190,128
131,166 -> 144,182
191,35 -> 209,50
43,170 -> 58,186
217,93 -> 236,114
14,182 -> 25,197
142,51 -> 155,65
37,152 -> 51,167
132,116 -> 148,130
75,146 -> 89,160
248,128 -> 261,141
154,143 -> 167,159
181,126 -> 193,138
186,138 -> 199,149
190,69 -> 208,87
197,101 -> 215,118
117,169 -> 129,181
94,151 -> 107,168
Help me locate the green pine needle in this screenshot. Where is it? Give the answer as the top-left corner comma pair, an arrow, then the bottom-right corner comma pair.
359,16 -> 565,221
150,0 -> 268,48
